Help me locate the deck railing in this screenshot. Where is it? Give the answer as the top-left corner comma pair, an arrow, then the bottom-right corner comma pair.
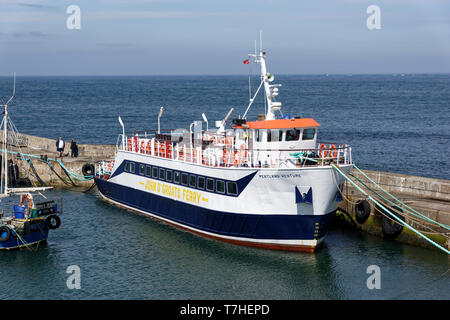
114,133 -> 352,170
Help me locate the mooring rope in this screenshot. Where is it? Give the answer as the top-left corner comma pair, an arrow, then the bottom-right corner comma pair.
56,160 -> 93,181
353,165 -> 450,231
348,171 -> 450,233
331,163 -> 450,255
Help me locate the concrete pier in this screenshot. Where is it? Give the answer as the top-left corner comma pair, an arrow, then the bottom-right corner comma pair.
7,133 -> 115,188
8,133 -> 450,251
337,171 -> 450,252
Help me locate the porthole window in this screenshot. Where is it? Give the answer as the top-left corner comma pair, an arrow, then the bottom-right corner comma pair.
152,167 -> 158,179
206,178 -> 214,192
145,165 -> 151,177
159,168 -> 165,180
166,170 -> 173,182
139,164 -> 145,175
198,177 -> 205,190
174,171 -> 180,184
216,180 -> 225,194
181,173 -> 188,186
226,182 -> 238,195
189,175 -> 197,188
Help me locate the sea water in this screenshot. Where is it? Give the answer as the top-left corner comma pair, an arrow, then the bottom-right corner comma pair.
0,75 -> 448,299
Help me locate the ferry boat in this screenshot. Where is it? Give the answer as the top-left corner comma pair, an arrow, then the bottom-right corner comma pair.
94,45 -> 354,252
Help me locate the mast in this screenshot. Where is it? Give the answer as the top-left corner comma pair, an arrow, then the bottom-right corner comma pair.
243,33 -> 282,121
0,73 -> 15,195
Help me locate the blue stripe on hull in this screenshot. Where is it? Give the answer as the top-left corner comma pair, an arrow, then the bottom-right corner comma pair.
95,177 -> 331,242
0,222 -> 49,250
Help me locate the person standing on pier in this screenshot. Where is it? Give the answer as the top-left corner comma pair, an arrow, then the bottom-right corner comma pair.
70,138 -> 79,158
56,136 -> 65,158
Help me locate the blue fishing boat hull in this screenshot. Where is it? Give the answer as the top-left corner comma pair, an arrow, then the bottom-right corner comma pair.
0,221 -> 49,250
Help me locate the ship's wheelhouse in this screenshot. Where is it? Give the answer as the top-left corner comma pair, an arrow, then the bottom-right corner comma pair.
233,118 -> 320,154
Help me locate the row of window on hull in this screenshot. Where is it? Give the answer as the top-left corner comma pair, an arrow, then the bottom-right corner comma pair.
124,161 -> 238,196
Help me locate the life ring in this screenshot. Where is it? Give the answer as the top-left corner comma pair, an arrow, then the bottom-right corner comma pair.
133,137 -> 138,152
178,145 -> 184,158
0,226 -> 11,242
234,144 -> 248,165
21,194 -> 33,208
319,144 -> 328,158
107,161 -> 114,172
159,142 -> 166,157
223,149 -> 228,165
45,214 -> 61,230
355,200 -> 371,224
167,143 -> 172,158
329,145 -> 337,159
381,206 -> 405,239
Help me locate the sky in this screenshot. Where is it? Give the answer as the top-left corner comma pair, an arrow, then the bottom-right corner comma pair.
0,0 -> 449,75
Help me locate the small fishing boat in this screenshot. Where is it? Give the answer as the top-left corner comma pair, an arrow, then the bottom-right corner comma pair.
0,75 -> 62,251
94,38 -> 353,252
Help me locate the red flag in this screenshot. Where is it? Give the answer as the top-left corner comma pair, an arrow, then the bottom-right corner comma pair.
243,59 -> 250,64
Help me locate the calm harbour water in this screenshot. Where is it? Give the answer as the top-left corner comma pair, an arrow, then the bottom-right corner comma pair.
0,75 -> 448,299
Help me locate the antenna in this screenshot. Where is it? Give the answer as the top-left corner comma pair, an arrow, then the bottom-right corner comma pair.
6,72 -> 16,105
259,30 -> 262,53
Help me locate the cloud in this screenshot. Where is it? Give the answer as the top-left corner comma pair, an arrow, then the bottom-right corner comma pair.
96,42 -> 136,47
9,31 -> 49,38
16,2 -> 55,9
86,10 -> 216,20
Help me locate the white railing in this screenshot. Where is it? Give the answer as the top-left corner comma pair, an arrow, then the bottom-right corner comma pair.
114,133 -> 352,170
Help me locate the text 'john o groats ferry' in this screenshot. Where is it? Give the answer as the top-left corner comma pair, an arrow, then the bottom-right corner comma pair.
94,44 -> 354,252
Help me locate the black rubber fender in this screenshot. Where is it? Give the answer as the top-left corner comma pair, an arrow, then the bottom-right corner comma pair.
45,215 -> 61,230
82,163 -> 95,176
15,177 -> 32,188
381,206 -> 405,239
355,199 -> 371,224
0,226 -> 11,242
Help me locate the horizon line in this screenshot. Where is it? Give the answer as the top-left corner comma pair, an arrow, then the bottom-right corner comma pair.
1,72 -> 450,77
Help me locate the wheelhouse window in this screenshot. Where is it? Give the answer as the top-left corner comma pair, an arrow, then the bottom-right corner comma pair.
181,173 -> 188,186
124,162 -> 130,172
206,178 -> 214,192
286,129 -> 300,141
139,164 -> 145,175
268,129 -> 280,142
189,175 -> 197,188
129,162 -> 135,173
174,171 -> 180,184
216,180 -> 225,194
145,165 -> 151,177
159,168 -> 165,180
166,170 -> 173,182
302,128 -> 316,140
256,129 -> 262,142
152,167 -> 158,179
198,176 -> 205,190
226,182 -> 238,196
